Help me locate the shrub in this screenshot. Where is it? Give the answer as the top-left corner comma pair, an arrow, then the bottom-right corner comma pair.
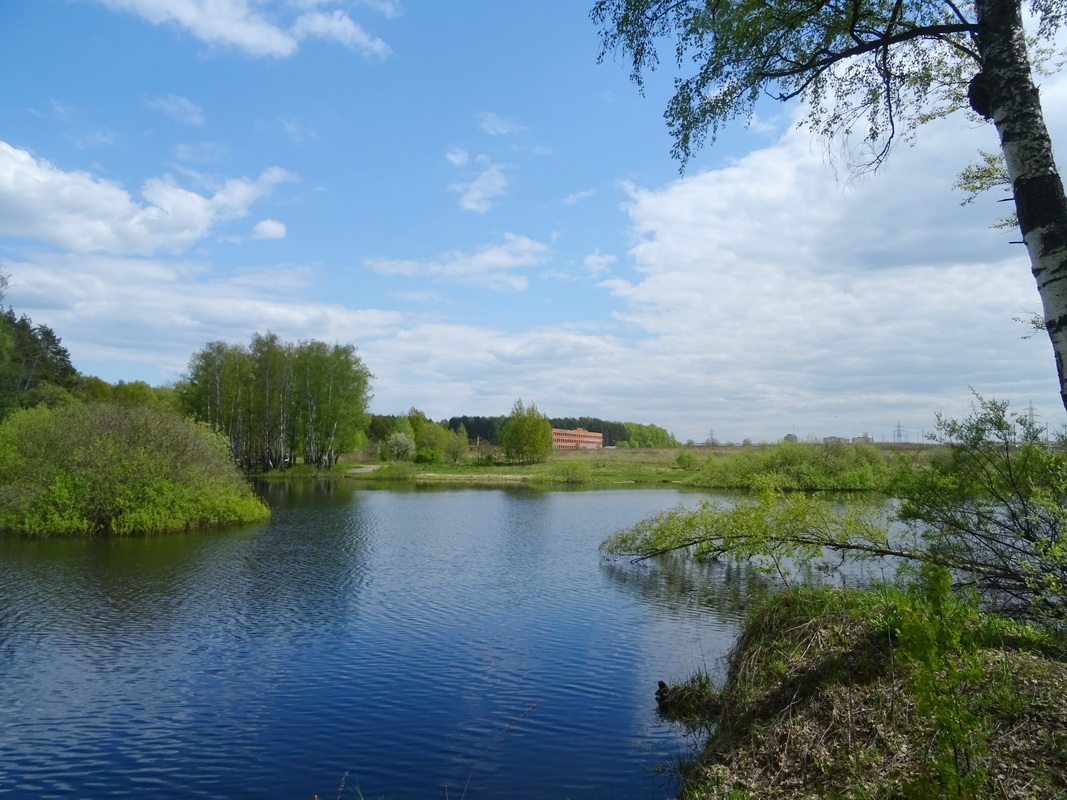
534,460 -> 593,485
0,403 -> 269,536
385,431 -> 415,461
675,450 -> 698,470
414,447 -> 442,464
691,440 -> 891,491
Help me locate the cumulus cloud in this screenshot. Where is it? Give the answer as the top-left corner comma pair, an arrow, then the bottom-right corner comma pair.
252,219 -> 287,239
0,141 -> 296,255
8,252 -> 405,381
450,156 -> 507,212
586,116 -> 1053,439
146,94 -> 205,126
364,233 -> 549,290
351,114 -> 1063,439
94,0 -> 390,58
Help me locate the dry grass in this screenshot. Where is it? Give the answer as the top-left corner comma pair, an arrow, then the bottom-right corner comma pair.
672,588 -> 1067,799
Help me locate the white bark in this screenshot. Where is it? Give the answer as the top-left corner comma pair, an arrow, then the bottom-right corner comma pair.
977,0 -> 1067,413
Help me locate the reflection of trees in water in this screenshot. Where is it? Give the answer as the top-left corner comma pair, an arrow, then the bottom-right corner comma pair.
602,556 -> 776,626
254,477 -> 359,507
602,554 -> 882,628
1,480 -> 373,638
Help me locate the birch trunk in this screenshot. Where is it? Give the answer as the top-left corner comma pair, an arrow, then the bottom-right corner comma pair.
976,0 -> 1067,413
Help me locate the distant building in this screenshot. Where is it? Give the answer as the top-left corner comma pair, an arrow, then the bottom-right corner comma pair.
823,436 -> 849,445
552,428 -> 603,450
783,433 -> 798,443
851,434 -> 874,444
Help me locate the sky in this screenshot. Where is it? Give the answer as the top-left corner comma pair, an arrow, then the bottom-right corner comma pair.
1,0 -> 1065,444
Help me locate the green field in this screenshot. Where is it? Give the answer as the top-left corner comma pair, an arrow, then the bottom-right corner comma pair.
333,441 -> 923,491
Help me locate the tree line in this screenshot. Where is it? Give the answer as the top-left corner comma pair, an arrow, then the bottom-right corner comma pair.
0,271 -> 680,477
177,332 -> 372,472
440,414 -> 678,448
0,306 -> 80,417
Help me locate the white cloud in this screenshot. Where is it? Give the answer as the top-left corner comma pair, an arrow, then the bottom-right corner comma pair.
291,10 -> 389,57
450,157 -> 507,212
7,252 -> 405,381
583,249 -> 616,276
357,0 -> 402,18
97,0 -> 299,57
146,94 -> 205,126
583,117 -> 1054,439
478,112 -> 523,136
444,148 -> 469,167
345,114 -> 1062,439
563,189 -> 595,205
364,233 -> 549,290
252,219 -> 287,239
0,141 -> 296,255
95,0 -> 389,58
230,263 -> 311,290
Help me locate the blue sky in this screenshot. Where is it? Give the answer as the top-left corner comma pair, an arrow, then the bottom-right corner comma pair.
1,0 -> 1065,443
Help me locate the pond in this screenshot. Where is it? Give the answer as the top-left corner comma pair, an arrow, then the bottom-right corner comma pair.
0,483 -> 777,799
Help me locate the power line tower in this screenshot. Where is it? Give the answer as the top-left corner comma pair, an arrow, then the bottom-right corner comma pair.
893,420 -> 907,444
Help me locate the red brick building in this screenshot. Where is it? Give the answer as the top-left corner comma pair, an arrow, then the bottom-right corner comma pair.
552,427 -> 603,450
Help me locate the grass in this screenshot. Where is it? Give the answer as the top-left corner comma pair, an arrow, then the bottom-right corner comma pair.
335,443 -> 916,489
337,445 -> 913,488
666,584 -> 1067,799
337,446 -> 695,485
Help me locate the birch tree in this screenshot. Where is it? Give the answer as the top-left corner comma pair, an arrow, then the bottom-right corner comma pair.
501,398 -> 554,463
593,0 -> 1067,412
181,333 -> 372,471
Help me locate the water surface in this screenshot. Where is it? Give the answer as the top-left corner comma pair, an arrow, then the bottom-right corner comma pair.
0,484 -> 772,799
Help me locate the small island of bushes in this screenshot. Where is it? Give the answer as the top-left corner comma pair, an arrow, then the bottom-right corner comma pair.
0,403 -> 269,536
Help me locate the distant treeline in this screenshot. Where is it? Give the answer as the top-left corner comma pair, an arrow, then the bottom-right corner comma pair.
432,415 -> 677,448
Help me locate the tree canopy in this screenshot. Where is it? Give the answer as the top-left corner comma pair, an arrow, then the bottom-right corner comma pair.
593,0 -> 1067,413
178,332 -> 372,471
501,399 -> 554,464
0,307 -> 80,418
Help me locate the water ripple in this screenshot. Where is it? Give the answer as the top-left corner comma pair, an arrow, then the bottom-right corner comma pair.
0,486 -> 742,799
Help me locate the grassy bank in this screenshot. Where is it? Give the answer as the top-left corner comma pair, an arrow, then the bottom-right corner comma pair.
661,583 -> 1067,799
335,441 -> 914,489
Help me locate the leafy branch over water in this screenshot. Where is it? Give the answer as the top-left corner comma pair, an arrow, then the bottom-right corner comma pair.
603,397 -> 1067,623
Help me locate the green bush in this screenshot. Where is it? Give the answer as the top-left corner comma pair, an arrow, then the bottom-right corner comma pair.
414,447 -> 442,464
674,450 -> 698,470
691,441 -> 891,491
0,403 -> 269,536
534,460 -> 593,485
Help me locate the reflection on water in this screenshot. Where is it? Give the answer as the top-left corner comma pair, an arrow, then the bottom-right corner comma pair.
1,484 -> 750,800
602,557 -> 775,626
